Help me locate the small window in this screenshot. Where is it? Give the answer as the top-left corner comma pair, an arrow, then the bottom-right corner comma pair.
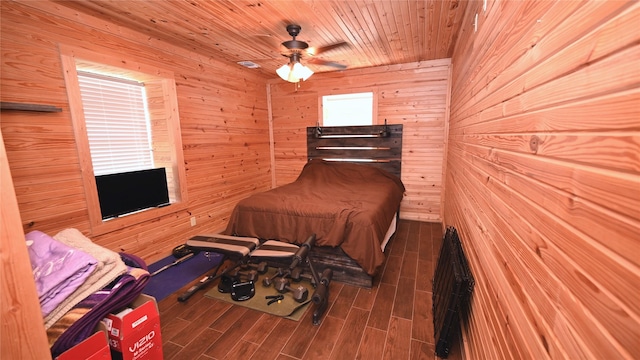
322,92 -> 374,126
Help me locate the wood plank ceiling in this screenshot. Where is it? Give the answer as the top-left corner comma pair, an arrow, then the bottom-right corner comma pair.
54,0 -> 468,79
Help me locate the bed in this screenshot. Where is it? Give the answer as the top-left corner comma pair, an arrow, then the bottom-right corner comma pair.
224,124 -> 404,288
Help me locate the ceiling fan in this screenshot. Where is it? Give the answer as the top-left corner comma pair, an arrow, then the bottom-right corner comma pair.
276,24 -> 348,83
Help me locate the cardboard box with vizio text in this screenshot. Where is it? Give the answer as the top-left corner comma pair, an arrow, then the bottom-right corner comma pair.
102,294 -> 163,360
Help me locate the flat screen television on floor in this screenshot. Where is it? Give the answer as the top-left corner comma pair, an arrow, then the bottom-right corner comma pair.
96,168 -> 170,219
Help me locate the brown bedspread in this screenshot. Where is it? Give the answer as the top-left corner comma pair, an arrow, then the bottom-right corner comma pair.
224,160 -> 405,276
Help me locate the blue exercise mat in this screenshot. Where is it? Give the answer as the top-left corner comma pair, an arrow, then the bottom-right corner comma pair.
143,251 -> 224,301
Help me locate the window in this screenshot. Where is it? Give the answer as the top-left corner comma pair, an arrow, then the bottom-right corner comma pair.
60,45 -> 187,235
322,92 -> 374,126
77,72 -> 154,175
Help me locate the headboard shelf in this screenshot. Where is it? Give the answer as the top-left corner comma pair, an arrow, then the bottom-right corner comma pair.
307,124 -> 403,178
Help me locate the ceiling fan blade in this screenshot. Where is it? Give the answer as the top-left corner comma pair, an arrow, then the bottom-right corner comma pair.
307,58 -> 347,70
307,41 -> 348,56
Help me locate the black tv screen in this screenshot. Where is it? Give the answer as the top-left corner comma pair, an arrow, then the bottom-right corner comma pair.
96,168 -> 170,219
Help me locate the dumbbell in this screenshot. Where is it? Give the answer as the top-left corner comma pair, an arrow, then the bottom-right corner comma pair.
243,261 -> 269,274
262,268 -> 286,287
273,277 -> 309,303
290,267 -> 315,285
229,268 -> 259,282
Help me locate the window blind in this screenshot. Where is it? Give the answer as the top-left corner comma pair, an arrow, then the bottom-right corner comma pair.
77,71 -> 153,176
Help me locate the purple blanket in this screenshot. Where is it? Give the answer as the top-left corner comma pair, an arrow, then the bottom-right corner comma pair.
48,253 -> 150,357
25,231 -> 97,317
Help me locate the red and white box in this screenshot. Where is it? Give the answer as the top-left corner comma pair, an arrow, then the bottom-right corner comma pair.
57,329 -> 111,360
102,294 -> 163,360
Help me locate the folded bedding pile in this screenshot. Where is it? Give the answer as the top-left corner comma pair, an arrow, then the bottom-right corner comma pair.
24,229 -> 150,357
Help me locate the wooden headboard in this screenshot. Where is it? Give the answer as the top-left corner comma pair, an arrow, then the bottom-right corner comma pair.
307,124 -> 403,178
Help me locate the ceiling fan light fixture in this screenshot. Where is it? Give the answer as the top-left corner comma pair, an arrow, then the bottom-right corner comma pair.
276,63 -> 292,81
276,24 -> 346,83
293,62 -> 314,81
276,59 -> 314,83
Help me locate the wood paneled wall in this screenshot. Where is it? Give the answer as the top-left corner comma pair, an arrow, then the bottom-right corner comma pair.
445,1 -> 640,358
1,1 -> 271,264
269,60 -> 451,222
1,132 -> 51,359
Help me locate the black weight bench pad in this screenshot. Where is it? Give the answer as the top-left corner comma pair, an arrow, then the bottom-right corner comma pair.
187,234 -> 299,262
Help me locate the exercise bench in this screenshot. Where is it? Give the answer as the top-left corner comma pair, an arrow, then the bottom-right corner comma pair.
178,233 -> 333,325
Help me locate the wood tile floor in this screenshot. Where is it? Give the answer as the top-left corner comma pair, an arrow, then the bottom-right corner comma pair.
157,220 -> 443,360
